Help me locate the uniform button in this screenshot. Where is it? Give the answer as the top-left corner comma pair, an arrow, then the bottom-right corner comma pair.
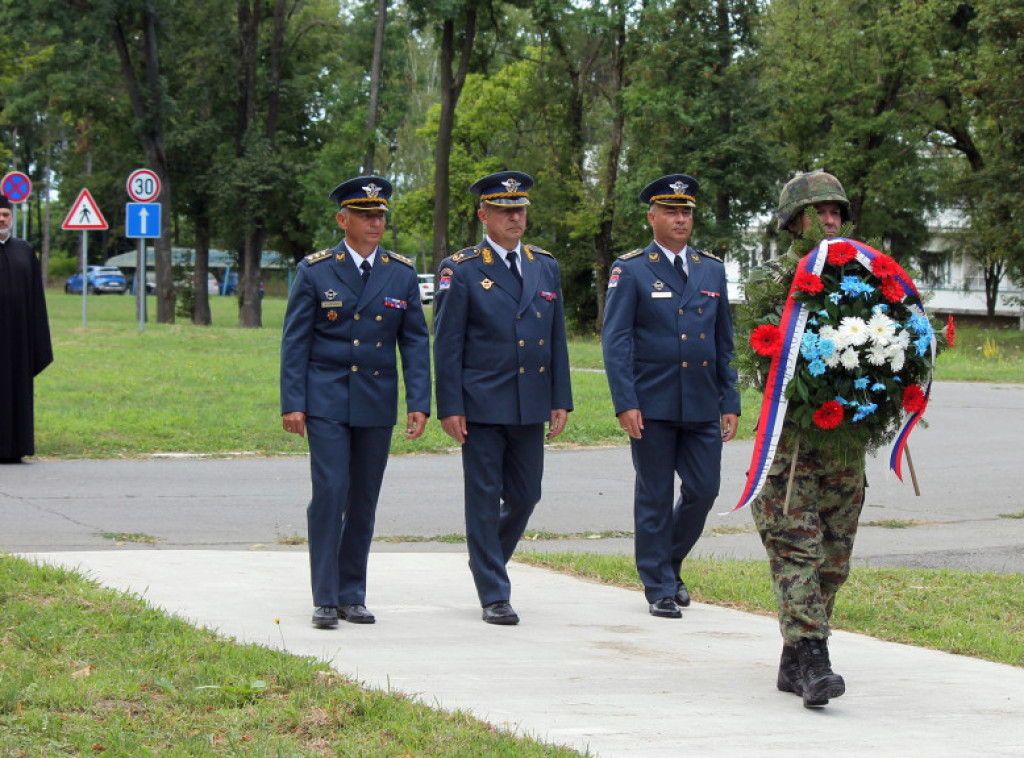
681,334 -> 687,341
702,360 -> 709,366
354,313 -> 361,321
700,333 -> 706,339
517,315 -> 521,320
535,311 -> 541,318
538,339 -> 544,346
519,367 -> 525,374
375,315 -> 382,321
373,370 -> 380,376
519,340 -> 525,347
539,366 -> 546,373
353,339 -> 360,346
698,308 -> 703,314
678,308 -> 684,315
352,365 -> 359,372
682,361 -> 688,368
376,341 -> 382,348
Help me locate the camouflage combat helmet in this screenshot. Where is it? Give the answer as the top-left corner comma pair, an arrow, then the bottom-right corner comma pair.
776,170 -> 850,231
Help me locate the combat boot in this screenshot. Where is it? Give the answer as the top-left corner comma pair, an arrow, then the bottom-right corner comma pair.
776,644 -> 803,696
796,638 -> 845,708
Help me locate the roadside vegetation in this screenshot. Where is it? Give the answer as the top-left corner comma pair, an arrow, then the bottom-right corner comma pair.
34,293 -> 1022,458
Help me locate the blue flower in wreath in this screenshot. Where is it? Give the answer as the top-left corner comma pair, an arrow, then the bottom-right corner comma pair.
841,276 -> 875,299
854,376 -> 870,390
871,382 -> 887,393
835,395 -> 849,405
908,314 -> 932,335
853,402 -> 878,422
829,291 -> 842,305
915,334 -> 931,357
808,359 -> 827,377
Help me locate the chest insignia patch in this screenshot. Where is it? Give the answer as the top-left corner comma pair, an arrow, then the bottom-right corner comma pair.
481,278 -> 494,291
384,296 -> 407,309
540,290 -> 557,301
702,290 -> 721,298
326,310 -> 338,321
653,280 -> 665,291
324,289 -> 338,300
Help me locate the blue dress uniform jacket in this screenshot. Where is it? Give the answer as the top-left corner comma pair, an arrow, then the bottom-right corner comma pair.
433,242 -> 572,423
433,239 -> 573,606
602,241 -> 740,603
281,243 -> 431,424
602,241 -> 740,421
280,242 -> 430,609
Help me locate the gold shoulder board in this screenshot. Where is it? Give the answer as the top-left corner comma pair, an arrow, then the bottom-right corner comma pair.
389,251 -> 415,268
698,249 -> 723,262
619,248 -> 644,261
451,247 -> 481,264
304,249 -> 333,265
526,245 -> 553,258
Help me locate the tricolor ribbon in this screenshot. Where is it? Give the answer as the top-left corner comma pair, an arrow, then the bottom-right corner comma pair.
733,238 -> 935,511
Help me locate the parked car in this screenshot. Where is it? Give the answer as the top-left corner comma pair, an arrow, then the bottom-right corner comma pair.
223,272 -> 264,297
65,266 -> 128,295
418,273 -> 435,304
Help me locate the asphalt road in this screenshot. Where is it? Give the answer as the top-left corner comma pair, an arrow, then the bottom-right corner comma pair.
3,381 -> 1023,573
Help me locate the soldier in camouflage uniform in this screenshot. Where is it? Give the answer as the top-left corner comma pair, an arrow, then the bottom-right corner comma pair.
748,170 -> 866,708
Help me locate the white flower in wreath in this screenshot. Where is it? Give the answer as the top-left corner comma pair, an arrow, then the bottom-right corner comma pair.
837,316 -> 870,348
867,312 -> 897,345
866,343 -> 889,366
840,347 -> 861,370
889,349 -> 906,372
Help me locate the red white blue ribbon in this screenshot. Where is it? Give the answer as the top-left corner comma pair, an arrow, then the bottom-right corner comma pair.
733,238 -> 934,511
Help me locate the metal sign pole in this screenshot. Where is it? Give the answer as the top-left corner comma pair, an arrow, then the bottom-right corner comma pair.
21,203 -> 26,239
137,239 -> 146,333
80,231 -> 88,326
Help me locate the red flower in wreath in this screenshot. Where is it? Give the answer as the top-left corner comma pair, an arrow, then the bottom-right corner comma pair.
794,270 -> 824,295
826,241 -> 857,265
750,324 -> 783,357
813,400 -> 844,430
946,314 -> 956,348
870,254 -> 901,278
902,384 -> 926,414
879,276 -> 904,303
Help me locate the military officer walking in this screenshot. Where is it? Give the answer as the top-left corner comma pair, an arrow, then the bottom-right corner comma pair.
433,170 -> 573,625
602,174 -> 740,618
281,176 -> 430,629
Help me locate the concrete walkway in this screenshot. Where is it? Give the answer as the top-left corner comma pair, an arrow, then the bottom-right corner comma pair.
25,550 -> 1024,758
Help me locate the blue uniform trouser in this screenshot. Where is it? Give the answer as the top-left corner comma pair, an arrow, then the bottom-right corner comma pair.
630,418 -> 723,602
306,417 -> 393,608
462,422 -> 545,606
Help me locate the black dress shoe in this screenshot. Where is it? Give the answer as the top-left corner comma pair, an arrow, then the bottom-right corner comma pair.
649,597 -> 682,618
482,601 -> 519,625
338,604 -> 376,624
312,606 -> 339,629
674,580 -> 691,608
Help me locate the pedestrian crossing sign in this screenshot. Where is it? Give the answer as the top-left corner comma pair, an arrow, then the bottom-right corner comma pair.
62,188 -> 109,230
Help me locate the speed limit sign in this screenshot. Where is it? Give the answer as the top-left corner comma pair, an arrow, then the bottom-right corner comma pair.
126,168 -> 161,202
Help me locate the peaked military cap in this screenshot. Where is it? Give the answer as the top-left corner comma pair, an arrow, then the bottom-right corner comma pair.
329,175 -> 392,211
470,170 -> 533,207
639,174 -> 699,207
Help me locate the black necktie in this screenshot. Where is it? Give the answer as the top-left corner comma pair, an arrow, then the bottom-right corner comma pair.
360,260 -> 371,285
673,254 -> 688,285
506,251 -> 522,286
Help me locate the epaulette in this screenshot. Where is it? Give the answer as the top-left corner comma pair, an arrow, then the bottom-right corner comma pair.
388,251 -> 415,268
524,244 -> 553,258
303,249 -> 332,265
619,249 -> 644,261
450,247 -> 481,264
697,248 -> 723,263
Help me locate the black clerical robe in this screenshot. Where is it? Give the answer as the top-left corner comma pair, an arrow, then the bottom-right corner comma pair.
0,237 -> 53,459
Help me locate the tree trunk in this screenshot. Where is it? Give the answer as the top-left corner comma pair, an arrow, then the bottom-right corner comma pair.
192,210 -> 212,325
112,9 -> 175,323
431,8 -> 477,268
363,0 -> 389,173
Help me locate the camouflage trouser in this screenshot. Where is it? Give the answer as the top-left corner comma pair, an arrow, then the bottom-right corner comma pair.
751,438 -> 865,645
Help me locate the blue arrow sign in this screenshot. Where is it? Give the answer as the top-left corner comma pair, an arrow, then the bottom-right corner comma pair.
126,202 -> 161,238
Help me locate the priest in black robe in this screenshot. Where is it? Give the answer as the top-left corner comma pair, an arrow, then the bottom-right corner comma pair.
0,193 -> 53,463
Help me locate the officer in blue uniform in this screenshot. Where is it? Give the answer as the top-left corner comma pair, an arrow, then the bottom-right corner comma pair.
602,174 -> 740,619
281,175 -> 431,629
433,170 -> 573,625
